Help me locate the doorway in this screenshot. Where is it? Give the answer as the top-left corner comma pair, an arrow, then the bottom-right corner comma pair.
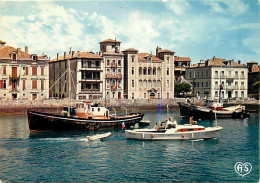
12,94 -> 17,100
228,91 -> 232,98
150,93 -> 155,99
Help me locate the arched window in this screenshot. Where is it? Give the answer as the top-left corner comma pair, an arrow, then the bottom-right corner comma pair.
157,67 -> 161,75
157,80 -> 161,87
139,80 -> 142,87
148,67 -> 152,75
143,67 -> 147,75
139,67 -> 142,75
148,80 -> 152,87
153,80 -> 156,87
143,80 -> 147,88
153,67 -> 156,75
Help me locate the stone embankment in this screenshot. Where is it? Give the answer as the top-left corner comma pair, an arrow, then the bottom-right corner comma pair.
0,98 -> 259,115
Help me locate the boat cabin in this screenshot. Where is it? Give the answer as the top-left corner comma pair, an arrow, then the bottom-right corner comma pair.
206,99 -> 223,110
75,102 -> 110,119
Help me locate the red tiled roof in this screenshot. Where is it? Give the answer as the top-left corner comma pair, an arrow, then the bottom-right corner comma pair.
50,52 -> 102,62
159,49 -> 175,53
138,53 -> 161,61
122,48 -> 138,52
0,40 -> 6,44
99,38 -> 121,44
0,45 -> 31,59
247,61 -> 258,64
174,56 -> 191,62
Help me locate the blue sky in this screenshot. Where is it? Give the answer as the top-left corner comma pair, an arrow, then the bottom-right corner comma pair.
0,0 -> 259,64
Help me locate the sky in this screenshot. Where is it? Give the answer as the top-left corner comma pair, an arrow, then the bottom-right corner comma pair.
0,0 -> 259,64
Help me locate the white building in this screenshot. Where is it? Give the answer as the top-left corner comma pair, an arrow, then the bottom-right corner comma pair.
100,39 -> 124,100
49,51 -> 103,100
0,40 -> 49,100
185,57 -> 248,99
123,47 -> 175,99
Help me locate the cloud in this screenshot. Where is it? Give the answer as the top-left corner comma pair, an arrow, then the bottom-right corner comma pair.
166,0 -> 190,15
229,23 -> 260,30
203,0 -> 249,16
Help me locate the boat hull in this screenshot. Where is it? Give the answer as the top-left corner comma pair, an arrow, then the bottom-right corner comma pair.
125,126 -> 223,140
27,110 -> 144,131
178,102 -> 248,119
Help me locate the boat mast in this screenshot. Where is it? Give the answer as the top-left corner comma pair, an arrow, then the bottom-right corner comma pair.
68,59 -> 71,117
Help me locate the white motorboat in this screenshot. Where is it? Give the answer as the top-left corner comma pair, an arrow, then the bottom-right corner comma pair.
125,118 -> 223,140
87,132 -> 112,141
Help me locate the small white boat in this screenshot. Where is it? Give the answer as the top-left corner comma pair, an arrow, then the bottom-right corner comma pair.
125,118 -> 223,140
87,132 -> 112,141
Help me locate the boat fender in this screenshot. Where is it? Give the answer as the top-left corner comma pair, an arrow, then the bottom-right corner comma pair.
85,123 -> 90,130
151,134 -> 154,138
94,123 -> 100,130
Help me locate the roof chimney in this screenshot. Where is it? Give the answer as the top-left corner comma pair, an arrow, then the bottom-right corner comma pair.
213,56 -> 216,61
57,53 -> 59,60
25,46 -> 28,53
156,46 -> 161,57
72,51 -> 75,57
64,52 -> 66,59
238,60 -> 241,65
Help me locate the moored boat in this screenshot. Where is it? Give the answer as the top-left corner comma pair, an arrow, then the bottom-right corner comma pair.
27,102 -> 144,131
178,101 -> 250,119
125,118 -> 223,140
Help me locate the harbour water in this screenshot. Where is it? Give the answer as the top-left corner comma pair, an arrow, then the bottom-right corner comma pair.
0,110 -> 259,182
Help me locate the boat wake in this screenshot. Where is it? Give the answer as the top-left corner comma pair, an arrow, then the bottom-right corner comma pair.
189,139 -> 204,142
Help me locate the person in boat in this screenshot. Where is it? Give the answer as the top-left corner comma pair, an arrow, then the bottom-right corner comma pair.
189,116 -> 197,125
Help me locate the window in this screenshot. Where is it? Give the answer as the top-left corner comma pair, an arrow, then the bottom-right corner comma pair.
107,59 -> 110,65
215,71 -> 218,76
132,80 -> 134,87
235,71 -> 238,76
167,93 -> 169,98
241,91 -> 244,98
190,72 -> 192,78
118,60 -> 121,66
32,80 -> 37,89
221,71 -> 224,76
32,67 -> 37,75
153,68 -> 156,75
41,68 -> 44,75
206,71 -> 208,76
201,71 -> 203,77
23,80 -> 26,90
132,67 -> 134,75
197,82 -> 199,87
144,93 -> 146,99
215,91 -> 218,97
167,80 -> 169,87
132,93 -> 134,99
143,68 -> 147,75
132,56 -> 134,62
206,82 -> 208,87
41,80 -> 44,90
201,82 -> 203,87
167,68 -> 169,75
241,71 -> 244,77
3,67 -> 6,75
139,80 -> 142,87
107,69 -> 110,74
32,55 -> 37,61
139,67 -> 142,75
148,67 -> 152,75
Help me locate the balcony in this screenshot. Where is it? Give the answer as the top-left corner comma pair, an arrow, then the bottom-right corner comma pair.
106,74 -> 122,79
9,75 -> 20,82
80,78 -> 102,83
111,85 -> 117,91
80,88 -> 101,94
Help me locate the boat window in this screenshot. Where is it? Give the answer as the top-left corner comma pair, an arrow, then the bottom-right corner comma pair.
92,108 -> 94,112
98,108 -> 100,112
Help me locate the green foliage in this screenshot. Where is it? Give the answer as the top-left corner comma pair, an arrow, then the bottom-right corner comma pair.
175,83 -> 192,96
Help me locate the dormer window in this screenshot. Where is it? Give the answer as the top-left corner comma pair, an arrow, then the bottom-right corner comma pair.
32,55 -> 37,61
10,52 -> 17,61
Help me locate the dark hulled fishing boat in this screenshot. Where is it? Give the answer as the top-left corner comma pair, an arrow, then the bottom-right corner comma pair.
28,102 -> 144,131
178,100 -> 250,119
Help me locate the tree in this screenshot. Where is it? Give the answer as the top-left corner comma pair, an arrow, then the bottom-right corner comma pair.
175,83 -> 192,97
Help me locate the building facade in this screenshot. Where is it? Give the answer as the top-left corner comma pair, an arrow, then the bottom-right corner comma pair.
0,41 -> 49,100
100,39 -> 124,100
247,61 -> 259,99
174,56 -> 191,80
49,51 -> 103,100
185,57 -> 248,99
123,47 -> 175,99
